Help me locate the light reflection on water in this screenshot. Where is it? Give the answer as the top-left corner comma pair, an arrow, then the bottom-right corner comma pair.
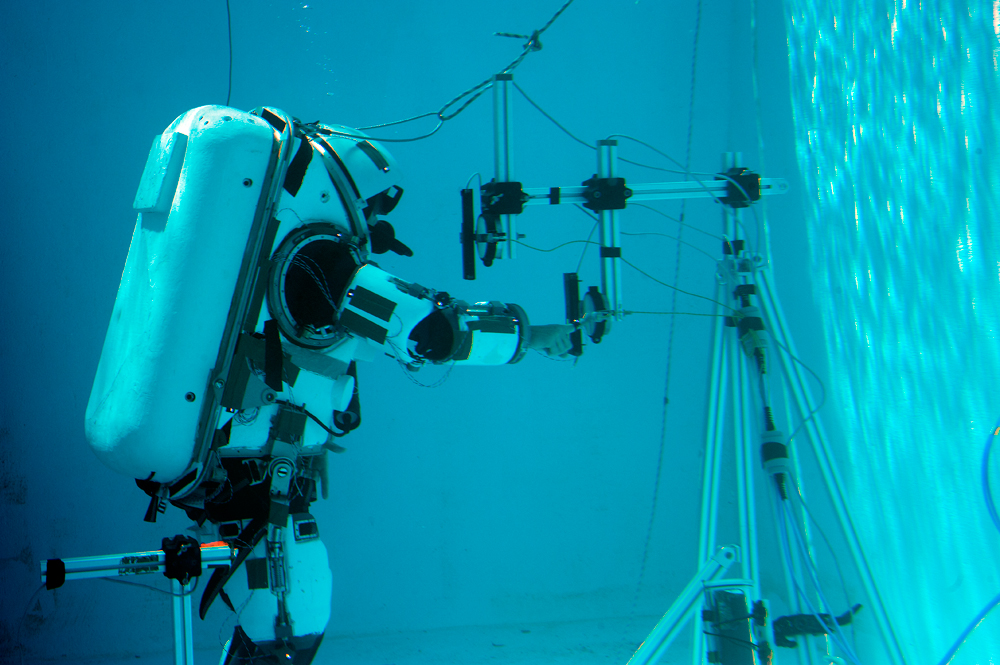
786,0 -> 1000,659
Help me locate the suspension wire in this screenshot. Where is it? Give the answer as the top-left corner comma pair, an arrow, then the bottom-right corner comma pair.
749,0 -> 772,267
513,81 -> 594,150
633,0 -> 704,613
328,0 -> 579,143
224,0 -> 233,106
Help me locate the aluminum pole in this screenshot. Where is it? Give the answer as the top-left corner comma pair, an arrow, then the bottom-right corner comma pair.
597,139 -> 623,319
493,73 -> 516,260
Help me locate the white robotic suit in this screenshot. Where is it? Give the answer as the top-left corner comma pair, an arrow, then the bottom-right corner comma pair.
83,105 -> 543,664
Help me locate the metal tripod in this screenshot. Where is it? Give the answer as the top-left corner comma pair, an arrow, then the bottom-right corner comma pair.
626,154 -> 907,665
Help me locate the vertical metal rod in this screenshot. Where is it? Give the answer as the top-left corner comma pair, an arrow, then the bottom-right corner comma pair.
171,579 -> 194,665
734,202 -> 761,603
741,356 -> 761,601
695,279 -> 728,665
733,328 -> 752,587
492,73 -> 516,260
597,140 -> 623,319
755,270 -> 908,665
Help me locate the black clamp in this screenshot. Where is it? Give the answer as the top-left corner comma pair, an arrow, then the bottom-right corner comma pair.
774,605 -> 863,648
162,535 -> 202,585
716,167 -> 761,208
481,180 -> 526,216
581,176 -> 631,212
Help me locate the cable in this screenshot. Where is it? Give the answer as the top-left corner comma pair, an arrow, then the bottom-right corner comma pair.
630,202 -> 728,244
103,574 -> 202,597
767,333 -> 828,446
789,487 -> 857,649
335,0 -> 578,143
620,231 -> 717,262
515,229 -> 715,263
573,212 -> 600,273
775,495 -> 863,665
982,417 -> 1000,536
929,417 -> 1000,664
781,498 -> 864,665
512,81 -> 593,151
621,257 -> 735,313
935,591 -> 1000,665
632,0 -> 704,614
224,0 -> 233,106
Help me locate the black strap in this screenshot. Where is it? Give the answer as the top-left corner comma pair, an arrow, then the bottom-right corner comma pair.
264,319 -> 283,392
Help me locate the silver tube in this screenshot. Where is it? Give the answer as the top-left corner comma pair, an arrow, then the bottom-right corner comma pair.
493,74 -> 516,260
597,140 -> 622,318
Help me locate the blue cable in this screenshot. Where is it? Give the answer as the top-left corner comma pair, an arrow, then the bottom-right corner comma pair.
777,496 -> 863,665
932,417 -> 1000,664
935,591 -> 1000,665
981,416 -> 1000,537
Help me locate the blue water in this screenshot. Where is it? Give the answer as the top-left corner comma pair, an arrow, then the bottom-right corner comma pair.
786,0 -> 1000,660
4,0 -> 999,663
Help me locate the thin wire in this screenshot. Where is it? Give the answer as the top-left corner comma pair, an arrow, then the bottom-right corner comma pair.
790,487 -> 858,649
624,309 -> 726,319
621,257 -> 734,313
515,229 -> 714,263
634,0 -> 703,613
513,81 -> 593,151
749,0 -> 772,266
103,575 -> 202,597
338,0 -> 578,143
224,0 -> 232,106
385,338 -> 456,388
621,231 -> 717,261
574,213 -> 600,274
782,499 -> 864,664
769,334 -> 828,446
630,202 -> 728,243
516,238 -> 598,254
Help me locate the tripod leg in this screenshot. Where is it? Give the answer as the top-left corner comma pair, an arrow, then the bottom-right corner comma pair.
628,547 -> 739,665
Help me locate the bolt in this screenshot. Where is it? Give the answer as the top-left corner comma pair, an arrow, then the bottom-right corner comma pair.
214,379 -> 225,389
264,392 -> 275,403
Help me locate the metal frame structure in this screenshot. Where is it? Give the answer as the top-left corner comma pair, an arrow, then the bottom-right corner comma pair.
40,541 -> 232,665
471,74 -> 907,665
624,158 -> 908,664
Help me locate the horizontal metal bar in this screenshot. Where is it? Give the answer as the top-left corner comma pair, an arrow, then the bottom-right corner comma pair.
41,544 -> 233,583
522,178 -> 788,206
